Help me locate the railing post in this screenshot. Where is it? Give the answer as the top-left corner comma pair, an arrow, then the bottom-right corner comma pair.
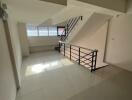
65,28 -> 66,36
78,47 -> 80,65
70,45 -> 71,60
94,50 -> 98,71
80,16 -> 83,20
59,42 -> 61,53
91,51 -> 94,72
64,43 -> 65,56
66,24 -> 68,36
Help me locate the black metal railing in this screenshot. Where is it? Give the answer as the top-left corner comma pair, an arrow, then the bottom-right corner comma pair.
58,41 -> 98,72
60,16 -> 83,41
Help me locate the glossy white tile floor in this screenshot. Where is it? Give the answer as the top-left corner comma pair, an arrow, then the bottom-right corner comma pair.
16,51 -> 132,100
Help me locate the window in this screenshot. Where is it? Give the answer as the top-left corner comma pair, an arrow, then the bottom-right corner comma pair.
27,24 -> 62,37
39,27 -> 48,36
58,27 -> 65,36
27,25 -> 38,36
49,27 -> 57,36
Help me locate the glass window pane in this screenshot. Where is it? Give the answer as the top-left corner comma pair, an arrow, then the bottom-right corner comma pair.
58,28 -> 65,35
49,27 -> 57,36
27,25 -> 38,36
39,27 -> 48,36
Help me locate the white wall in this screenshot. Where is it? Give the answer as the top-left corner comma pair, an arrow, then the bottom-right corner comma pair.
52,5 -> 92,25
105,14 -> 132,71
105,1 -> 132,72
16,22 -> 59,53
71,21 -> 108,68
28,36 -> 59,52
67,13 -> 111,42
0,19 -> 16,100
17,22 -> 30,57
67,12 -> 93,42
28,36 -> 59,47
8,17 -> 22,86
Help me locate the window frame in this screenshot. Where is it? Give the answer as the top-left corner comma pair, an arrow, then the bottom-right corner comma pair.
38,26 -> 49,36
57,26 -> 66,36
27,25 -> 38,37
48,27 -> 58,36
27,25 -> 65,37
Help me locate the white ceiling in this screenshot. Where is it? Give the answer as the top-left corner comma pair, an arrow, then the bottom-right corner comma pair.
3,0 -> 125,25
4,0 -> 65,24
51,0 -> 123,25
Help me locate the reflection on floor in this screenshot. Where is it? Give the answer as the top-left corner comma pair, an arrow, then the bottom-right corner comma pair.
17,51 -> 132,100
25,58 -> 73,76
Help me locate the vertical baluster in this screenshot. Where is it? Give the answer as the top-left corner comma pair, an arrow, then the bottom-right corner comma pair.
94,50 -> 98,71
70,45 -> 71,60
91,51 -> 94,72
59,42 -> 61,53
64,43 -> 65,56
78,47 -> 80,65
80,16 -> 83,20
64,26 -> 66,36
66,24 -> 68,36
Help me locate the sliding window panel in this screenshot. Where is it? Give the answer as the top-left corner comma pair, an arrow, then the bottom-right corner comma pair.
39,27 -> 48,36
49,27 -> 57,36
27,25 -> 38,37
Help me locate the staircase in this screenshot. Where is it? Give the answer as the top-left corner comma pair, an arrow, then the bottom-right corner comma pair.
60,16 -> 83,41
56,13 -> 111,71
55,15 -> 99,72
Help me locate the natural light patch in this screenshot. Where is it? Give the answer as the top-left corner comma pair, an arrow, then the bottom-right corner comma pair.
25,64 -> 45,76
31,64 -> 49,73
25,59 -> 74,76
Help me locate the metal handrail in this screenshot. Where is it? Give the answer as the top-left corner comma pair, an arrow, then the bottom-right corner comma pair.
76,52 -> 93,61
59,41 -> 95,51
58,41 -> 98,72
60,16 -> 83,41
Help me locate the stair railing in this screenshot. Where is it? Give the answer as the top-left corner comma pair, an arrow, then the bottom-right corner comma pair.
58,41 -> 98,72
60,16 -> 83,41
